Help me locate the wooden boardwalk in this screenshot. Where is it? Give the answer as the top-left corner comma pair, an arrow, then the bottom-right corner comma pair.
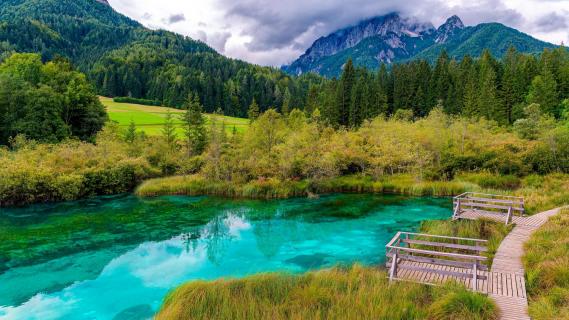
387,206 -> 562,320
489,207 -> 560,320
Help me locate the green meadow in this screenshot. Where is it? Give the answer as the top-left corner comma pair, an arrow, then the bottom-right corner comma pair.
101,97 -> 249,136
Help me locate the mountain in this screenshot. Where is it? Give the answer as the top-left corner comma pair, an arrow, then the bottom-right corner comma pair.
0,0 -> 306,117
283,13 -> 558,77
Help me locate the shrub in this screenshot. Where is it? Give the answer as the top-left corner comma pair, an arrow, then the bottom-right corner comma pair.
112,96 -> 162,106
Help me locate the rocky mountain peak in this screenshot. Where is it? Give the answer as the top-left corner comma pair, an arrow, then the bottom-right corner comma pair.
95,0 -> 110,6
435,15 -> 464,43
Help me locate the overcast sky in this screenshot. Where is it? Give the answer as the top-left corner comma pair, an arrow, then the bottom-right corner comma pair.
107,0 -> 569,66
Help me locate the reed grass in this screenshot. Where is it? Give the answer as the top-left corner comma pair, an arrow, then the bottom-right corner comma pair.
156,265 -> 497,320
523,208 -> 569,320
419,218 -> 513,264
136,174 -> 475,200
137,172 -> 569,214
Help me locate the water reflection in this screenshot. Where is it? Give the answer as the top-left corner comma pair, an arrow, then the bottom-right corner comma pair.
0,194 -> 451,320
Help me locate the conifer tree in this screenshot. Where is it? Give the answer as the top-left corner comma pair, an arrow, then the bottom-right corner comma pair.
305,85 -> 319,116
527,69 -> 560,117
282,88 -> 291,115
124,118 -> 137,143
181,93 -> 207,156
477,51 -> 502,120
162,109 -> 177,152
336,58 -> 355,126
247,98 -> 260,122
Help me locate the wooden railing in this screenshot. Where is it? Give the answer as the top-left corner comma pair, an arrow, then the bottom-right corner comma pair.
385,231 -> 488,290
453,192 -> 525,224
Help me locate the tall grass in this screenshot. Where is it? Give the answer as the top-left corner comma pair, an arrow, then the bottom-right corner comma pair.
137,172 -> 569,214
156,265 -> 497,320
136,174 -> 475,199
419,219 -> 513,264
523,208 -> 569,320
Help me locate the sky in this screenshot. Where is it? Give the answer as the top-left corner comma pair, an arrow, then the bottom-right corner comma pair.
107,0 -> 569,66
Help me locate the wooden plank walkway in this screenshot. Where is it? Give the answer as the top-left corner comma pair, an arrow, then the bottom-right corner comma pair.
489,207 -> 560,320
389,207 -> 562,320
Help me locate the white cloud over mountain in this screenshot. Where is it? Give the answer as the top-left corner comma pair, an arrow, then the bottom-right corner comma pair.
108,0 -> 569,66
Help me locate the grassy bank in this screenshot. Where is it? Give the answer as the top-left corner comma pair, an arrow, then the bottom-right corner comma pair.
156,265 -> 497,320
136,173 -> 569,214
523,208 -> 569,320
135,174 -> 474,199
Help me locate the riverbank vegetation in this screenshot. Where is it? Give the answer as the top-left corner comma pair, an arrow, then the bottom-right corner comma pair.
156,264 -> 497,320
2,97 -> 568,207
1,47 -> 568,207
523,208 -> 569,319
136,105 -> 569,213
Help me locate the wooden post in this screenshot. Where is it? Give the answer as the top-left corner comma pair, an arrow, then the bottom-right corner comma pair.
389,251 -> 398,281
472,263 -> 477,291
505,206 -> 512,225
453,198 -> 461,219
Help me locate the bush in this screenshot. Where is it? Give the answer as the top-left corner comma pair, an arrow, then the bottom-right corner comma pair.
0,130 -> 161,206
113,96 -> 162,106
456,172 -> 521,190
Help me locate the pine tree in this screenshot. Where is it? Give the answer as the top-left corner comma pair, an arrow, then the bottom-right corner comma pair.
282,88 -> 291,115
181,93 -> 207,157
431,50 -> 450,107
372,65 -> 389,117
477,50 -> 502,121
124,118 -> 137,143
162,109 -> 177,152
349,75 -> 364,127
527,69 -> 559,117
247,98 -> 260,122
501,47 -> 519,124
305,84 -> 319,116
336,58 -> 356,126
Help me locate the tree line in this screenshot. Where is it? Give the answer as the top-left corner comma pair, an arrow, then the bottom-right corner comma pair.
307,47 -> 569,128
0,53 -> 106,145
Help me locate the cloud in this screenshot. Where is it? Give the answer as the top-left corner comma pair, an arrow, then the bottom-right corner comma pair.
107,0 -> 569,66
164,13 -> 186,25
535,12 -> 568,32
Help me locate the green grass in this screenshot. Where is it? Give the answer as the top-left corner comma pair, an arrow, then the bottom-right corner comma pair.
135,174 -> 474,200
156,264 -> 497,320
419,219 -> 513,265
136,173 -> 569,214
100,96 -> 249,136
523,208 -> 569,320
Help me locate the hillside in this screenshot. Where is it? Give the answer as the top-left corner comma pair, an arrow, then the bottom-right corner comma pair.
101,97 -> 249,135
0,0 -> 308,117
284,13 -> 558,77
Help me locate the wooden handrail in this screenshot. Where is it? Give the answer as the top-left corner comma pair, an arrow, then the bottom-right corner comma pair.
456,192 -> 523,200
463,196 -> 524,205
398,232 -> 488,243
385,246 -> 488,261
402,239 -> 488,252
459,202 -> 524,211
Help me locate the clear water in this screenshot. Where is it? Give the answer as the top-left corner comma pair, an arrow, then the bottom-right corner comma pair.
0,194 -> 451,320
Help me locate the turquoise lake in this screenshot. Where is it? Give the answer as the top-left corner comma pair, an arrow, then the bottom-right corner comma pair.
0,194 -> 452,319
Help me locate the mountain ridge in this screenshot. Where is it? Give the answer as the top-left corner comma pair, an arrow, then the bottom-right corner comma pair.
283,13 -> 558,77
0,0 -> 305,117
